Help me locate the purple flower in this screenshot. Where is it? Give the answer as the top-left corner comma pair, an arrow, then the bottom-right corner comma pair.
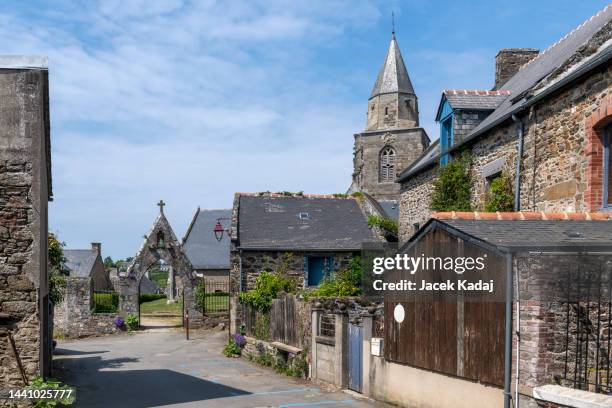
232,333 -> 246,348
114,317 -> 125,328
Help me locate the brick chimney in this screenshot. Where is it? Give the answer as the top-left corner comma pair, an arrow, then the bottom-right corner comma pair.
494,48 -> 539,89
91,242 -> 101,255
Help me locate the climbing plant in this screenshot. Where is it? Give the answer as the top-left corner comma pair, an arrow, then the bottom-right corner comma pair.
484,172 -> 514,212
48,234 -> 66,305
367,215 -> 398,235
430,152 -> 473,212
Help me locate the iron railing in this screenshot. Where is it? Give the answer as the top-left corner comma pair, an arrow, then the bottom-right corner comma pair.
201,279 -> 229,313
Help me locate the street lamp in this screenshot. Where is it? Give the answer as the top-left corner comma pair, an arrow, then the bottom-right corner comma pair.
213,218 -> 231,242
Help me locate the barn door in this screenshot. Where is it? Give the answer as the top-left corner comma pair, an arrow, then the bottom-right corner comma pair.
348,323 -> 363,392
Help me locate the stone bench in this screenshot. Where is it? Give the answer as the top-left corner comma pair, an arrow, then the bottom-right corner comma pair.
533,385 -> 612,408
270,341 -> 302,354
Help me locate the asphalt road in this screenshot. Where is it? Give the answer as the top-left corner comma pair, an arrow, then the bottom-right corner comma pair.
53,328 -> 382,408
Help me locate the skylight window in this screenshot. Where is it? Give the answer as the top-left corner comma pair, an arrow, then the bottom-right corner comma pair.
298,212 -> 310,220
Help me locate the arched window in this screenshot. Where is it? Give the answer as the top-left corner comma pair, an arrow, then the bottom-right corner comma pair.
156,231 -> 165,248
380,146 -> 396,182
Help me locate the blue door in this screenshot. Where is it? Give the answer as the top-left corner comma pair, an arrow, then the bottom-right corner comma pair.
348,323 -> 363,392
307,257 -> 325,286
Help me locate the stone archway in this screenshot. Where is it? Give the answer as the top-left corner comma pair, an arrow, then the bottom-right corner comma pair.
117,200 -> 202,327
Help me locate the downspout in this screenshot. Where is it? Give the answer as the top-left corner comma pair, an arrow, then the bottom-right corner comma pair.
239,249 -> 243,293
503,253 -> 513,408
512,114 -> 524,211
514,256 -> 520,408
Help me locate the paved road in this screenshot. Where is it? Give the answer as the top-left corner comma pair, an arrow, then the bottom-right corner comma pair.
53,329 -> 382,408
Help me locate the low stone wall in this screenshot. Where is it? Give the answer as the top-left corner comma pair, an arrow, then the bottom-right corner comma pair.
54,277 -> 119,338
314,338 -> 335,384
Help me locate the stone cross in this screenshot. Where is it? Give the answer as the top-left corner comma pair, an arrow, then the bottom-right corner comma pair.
157,200 -> 165,214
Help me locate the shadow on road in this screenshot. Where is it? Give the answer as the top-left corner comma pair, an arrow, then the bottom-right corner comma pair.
54,353 -> 251,407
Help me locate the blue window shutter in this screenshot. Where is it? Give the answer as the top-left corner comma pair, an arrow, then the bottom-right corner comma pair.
326,257 -> 334,278
304,256 -> 309,287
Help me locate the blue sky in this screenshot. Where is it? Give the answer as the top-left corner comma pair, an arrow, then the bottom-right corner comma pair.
1,0 -> 608,259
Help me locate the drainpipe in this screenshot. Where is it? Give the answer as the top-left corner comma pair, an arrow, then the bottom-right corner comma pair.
512,114 -> 524,211
515,256 -> 520,408
503,253 -> 513,408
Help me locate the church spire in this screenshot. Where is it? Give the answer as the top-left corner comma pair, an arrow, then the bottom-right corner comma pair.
369,32 -> 415,99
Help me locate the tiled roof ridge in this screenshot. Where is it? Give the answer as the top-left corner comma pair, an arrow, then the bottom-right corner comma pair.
443,89 -> 511,95
519,3 -> 611,71
237,192 -> 356,199
433,211 -> 612,220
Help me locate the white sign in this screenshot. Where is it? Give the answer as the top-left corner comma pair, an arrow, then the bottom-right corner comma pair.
371,337 -> 383,356
394,304 -> 405,323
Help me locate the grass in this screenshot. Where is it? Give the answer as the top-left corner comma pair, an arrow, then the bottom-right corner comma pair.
202,294 -> 229,313
140,297 -> 183,315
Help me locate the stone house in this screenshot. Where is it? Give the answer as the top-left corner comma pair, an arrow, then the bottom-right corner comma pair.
182,208 -> 231,285
397,5 -> 612,242
0,56 -> 53,383
62,243 -> 113,291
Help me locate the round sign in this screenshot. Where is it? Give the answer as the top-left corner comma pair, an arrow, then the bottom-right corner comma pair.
393,304 -> 405,323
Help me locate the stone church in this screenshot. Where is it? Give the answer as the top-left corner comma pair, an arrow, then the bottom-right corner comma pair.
348,31 -> 430,202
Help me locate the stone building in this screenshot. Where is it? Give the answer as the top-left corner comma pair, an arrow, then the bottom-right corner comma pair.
0,56 -> 53,384
397,5 -> 612,242
348,32 -> 429,202
62,243 -> 112,291
182,208 -> 231,284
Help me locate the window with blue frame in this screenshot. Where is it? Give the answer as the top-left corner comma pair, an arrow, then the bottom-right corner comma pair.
305,256 -> 335,286
436,98 -> 454,166
605,125 -> 611,208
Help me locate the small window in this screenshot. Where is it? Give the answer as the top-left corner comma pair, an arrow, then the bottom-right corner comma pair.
384,107 -> 389,115
298,212 -> 310,220
371,104 -> 375,112
379,146 -> 396,182
156,231 -> 165,248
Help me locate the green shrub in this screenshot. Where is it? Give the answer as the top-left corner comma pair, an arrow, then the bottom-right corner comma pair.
367,215 -> 398,234
125,314 -> 139,330
92,292 -> 119,313
253,313 -> 271,341
485,172 -> 514,212
138,293 -> 166,303
430,152 -> 473,212
25,376 -> 75,407
238,272 -> 297,312
223,339 -> 241,357
350,192 -> 364,199
305,257 -> 362,298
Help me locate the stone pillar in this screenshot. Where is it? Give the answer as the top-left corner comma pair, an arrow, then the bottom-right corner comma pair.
311,303 -> 322,380
334,308 -> 348,388
229,296 -> 241,334
167,266 -> 176,303
361,314 -> 373,397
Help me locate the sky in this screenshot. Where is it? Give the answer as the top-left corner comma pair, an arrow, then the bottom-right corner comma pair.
1,0 -> 608,259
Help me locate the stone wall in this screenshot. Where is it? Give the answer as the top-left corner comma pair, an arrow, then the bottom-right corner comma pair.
54,277 -> 118,338
399,62 -> 612,243
0,66 -> 51,386
234,250 -> 358,291
398,167 -> 437,241
352,128 -> 429,201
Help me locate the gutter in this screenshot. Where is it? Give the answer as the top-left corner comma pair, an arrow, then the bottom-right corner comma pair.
504,254 -> 514,408
512,114 -> 524,211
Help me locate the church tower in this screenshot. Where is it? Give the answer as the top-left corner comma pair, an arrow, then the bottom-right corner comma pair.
349,32 -> 429,201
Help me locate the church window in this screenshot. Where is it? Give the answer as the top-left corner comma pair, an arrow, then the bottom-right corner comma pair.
385,107 -> 389,116
379,146 -> 396,182
156,231 -> 165,248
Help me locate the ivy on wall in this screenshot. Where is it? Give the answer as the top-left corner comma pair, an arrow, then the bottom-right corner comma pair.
484,172 -> 514,212
430,152 -> 473,212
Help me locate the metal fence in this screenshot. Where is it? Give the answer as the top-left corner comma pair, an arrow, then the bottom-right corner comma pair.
92,291 -> 119,313
201,279 -> 229,313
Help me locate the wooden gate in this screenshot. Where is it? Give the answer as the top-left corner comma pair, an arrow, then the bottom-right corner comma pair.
348,323 -> 363,392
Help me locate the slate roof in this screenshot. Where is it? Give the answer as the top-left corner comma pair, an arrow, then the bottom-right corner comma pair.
236,195 -> 377,250
411,218 -> 612,252
378,200 -> 399,220
63,249 -> 98,278
183,209 -> 231,270
398,4 -> 612,182
370,34 -> 415,98
443,90 -> 510,111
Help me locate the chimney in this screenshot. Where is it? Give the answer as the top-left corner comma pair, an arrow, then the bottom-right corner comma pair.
91,242 -> 101,255
494,48 -> 539,89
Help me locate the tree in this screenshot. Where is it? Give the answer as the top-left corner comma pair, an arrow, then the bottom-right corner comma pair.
48,233 -> 67,304
104,256 -> 115,268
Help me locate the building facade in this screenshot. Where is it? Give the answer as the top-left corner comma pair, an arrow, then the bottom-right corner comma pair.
397,6 -> 612,242
349,33 -> 429,201
0,56 -> 53,383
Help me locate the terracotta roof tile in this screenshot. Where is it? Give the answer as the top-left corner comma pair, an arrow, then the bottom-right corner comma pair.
431,211 -> 612,221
